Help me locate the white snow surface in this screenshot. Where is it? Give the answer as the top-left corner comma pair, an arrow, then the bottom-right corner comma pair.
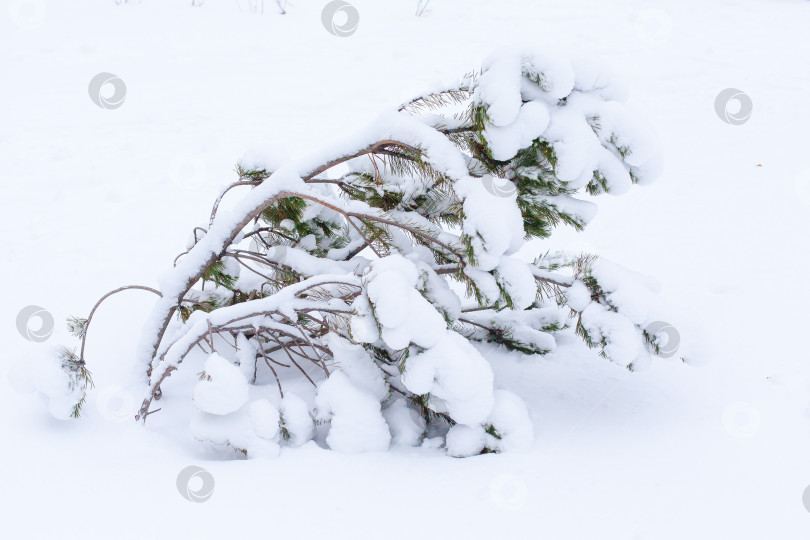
9,349 -> 84,420
3,1 -> 810,539
382,398 -> 426,447
401,331 -> 495,426
278,393 -> 315,447
190,398 -> 282,459
361,254 -> 447,349
486,389 -> 534,453
446,424 -> 487,457
314,371 -> 391,453
193,353 -> 250,415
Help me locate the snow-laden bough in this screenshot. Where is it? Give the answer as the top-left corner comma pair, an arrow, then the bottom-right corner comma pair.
22,48 -> 691,458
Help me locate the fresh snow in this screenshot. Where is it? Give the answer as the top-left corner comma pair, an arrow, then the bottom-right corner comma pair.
314,371 -> 391,453
401,332 -> 495,426
3,1 -> 810,539
193,353 -> 250,415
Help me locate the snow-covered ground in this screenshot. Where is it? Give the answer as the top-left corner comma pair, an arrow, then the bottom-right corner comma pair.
3,0 -> 810,538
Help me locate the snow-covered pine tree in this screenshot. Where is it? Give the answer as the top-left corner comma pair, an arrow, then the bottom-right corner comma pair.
43,48 -> 682,457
